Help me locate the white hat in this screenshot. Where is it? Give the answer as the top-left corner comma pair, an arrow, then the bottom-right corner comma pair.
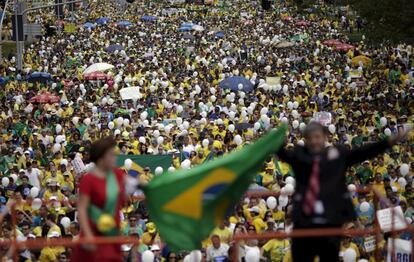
150,244 -> 160,251
47,231 -> 61,238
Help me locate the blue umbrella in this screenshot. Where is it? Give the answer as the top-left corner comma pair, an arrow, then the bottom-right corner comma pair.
83,22 -> 96,29
219,76 -> 254,92
178,27 -> 192,32
141,15 -> 157,22
215,31 -> 225,39
117,20 -> 132,27
181,22 -> 194,28
96,17 -> 111,25
106,44 -> 124,53
27,72 -> 52,83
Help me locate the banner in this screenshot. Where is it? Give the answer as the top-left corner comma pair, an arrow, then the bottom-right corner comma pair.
117,155 -> 173,175
376,206 -> 406,232
387,238 -> 411,262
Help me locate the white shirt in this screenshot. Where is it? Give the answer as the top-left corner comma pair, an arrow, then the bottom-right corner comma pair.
206,243 -> 229,262
25,168 -> 41,189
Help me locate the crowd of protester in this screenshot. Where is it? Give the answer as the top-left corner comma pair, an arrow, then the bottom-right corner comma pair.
0,0 -> 413,261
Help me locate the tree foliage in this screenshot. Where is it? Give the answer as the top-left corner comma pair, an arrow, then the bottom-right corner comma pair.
350,0 -> 414,44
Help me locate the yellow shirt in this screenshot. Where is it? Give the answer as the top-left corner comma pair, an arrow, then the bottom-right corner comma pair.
210,227 -> 233,244
39,246 -> 65,262
252,217 -> 267,233
262,239 -> 290,262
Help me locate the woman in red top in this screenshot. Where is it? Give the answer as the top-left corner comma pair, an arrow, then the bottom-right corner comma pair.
71,137 -> 125,262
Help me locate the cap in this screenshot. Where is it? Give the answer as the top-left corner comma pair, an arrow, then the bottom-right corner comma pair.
150,245 -> 160,251
249,206 -> 260,213
47,231 -> 61,238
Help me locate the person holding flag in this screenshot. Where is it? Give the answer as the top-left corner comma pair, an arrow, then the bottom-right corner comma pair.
277,122 -> 409,262
71,137 -> 126,262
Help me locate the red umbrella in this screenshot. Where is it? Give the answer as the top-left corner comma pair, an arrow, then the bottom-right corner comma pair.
296,20 -> 309,26
84,72 -> 108,81
322,39 -> 343,46
30,92 -> 60,103
335,43 -> 354,52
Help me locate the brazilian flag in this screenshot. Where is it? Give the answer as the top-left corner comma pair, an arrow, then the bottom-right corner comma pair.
143,125 -> 287,251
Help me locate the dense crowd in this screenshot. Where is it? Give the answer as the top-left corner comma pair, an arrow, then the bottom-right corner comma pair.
0,0 -> 413,261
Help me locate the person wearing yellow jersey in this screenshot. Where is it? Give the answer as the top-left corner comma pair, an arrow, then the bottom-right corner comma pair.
250,206 -> 267,233
141,222 -> 161,246
261,229 -> 290,262
39,231 -> 65,262
210,222 -> 233,244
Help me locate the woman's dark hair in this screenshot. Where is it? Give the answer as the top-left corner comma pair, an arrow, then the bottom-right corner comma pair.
89,137 -> 116,163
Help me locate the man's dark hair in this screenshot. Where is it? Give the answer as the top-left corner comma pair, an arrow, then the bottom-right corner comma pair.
304,122 -> 328,138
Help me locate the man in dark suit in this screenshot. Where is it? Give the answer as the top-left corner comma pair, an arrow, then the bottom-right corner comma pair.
278,122 -> 408,262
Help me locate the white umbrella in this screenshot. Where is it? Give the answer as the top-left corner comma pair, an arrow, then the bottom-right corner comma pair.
119,86 -> 142,100
192,25 -> 204,32
83,63 -> 114,75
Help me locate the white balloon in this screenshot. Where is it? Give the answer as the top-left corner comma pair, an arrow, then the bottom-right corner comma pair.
287,101 -> 293,109
72,117 -> 79,125
254,122 -> 261,130
60,217 -> 71,228
53,143 -> 61,153
293,101 -> 299,109
123,119 -> 130,126
245,247 -> 260,262
55,124 -> 62,134
92,106 -> 98,113
140,111 -> 148,121
347,184 -> 356,192
31,198 -> 42,210
139,136 -> 146,144
234,135 -> 243,146
141,250 -> 155,262
108,98 -> 114,105
1,177 -> 9,187
328,124 -> 336,134
155,167 -> 163,175
116,117 -> 124,127
181,159 -> 191,169
278,195 -> 289,207
398,177 -> 407,188
228,124 -> 235,133
177,105 -> 183,113
266,196 -> 277,210
189,250 -> 202,262
157,136 -> 164,145
114,129 -> 121,136
343,248 -> 357,262
380,117 -> 387,127
168,166 -> 176,173
285,176 -> 295,186
153,130 -> 160,138
83,118 -> 91,126
281,117 -> 288,124
30,187 -> 40,197
202,139 -> 209,147
299,122 -> 306,131
384,128 -> 392,136
359,201 -> 370,213
292,120 -> 299,129
108,122 -> 115,129
176,117 -> 183,125
400,163 -> 410,175
124,159 -> 133,170
284,184 -> 294,195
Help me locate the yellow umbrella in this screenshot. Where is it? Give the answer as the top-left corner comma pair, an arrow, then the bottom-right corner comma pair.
352,55 -> 372,66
